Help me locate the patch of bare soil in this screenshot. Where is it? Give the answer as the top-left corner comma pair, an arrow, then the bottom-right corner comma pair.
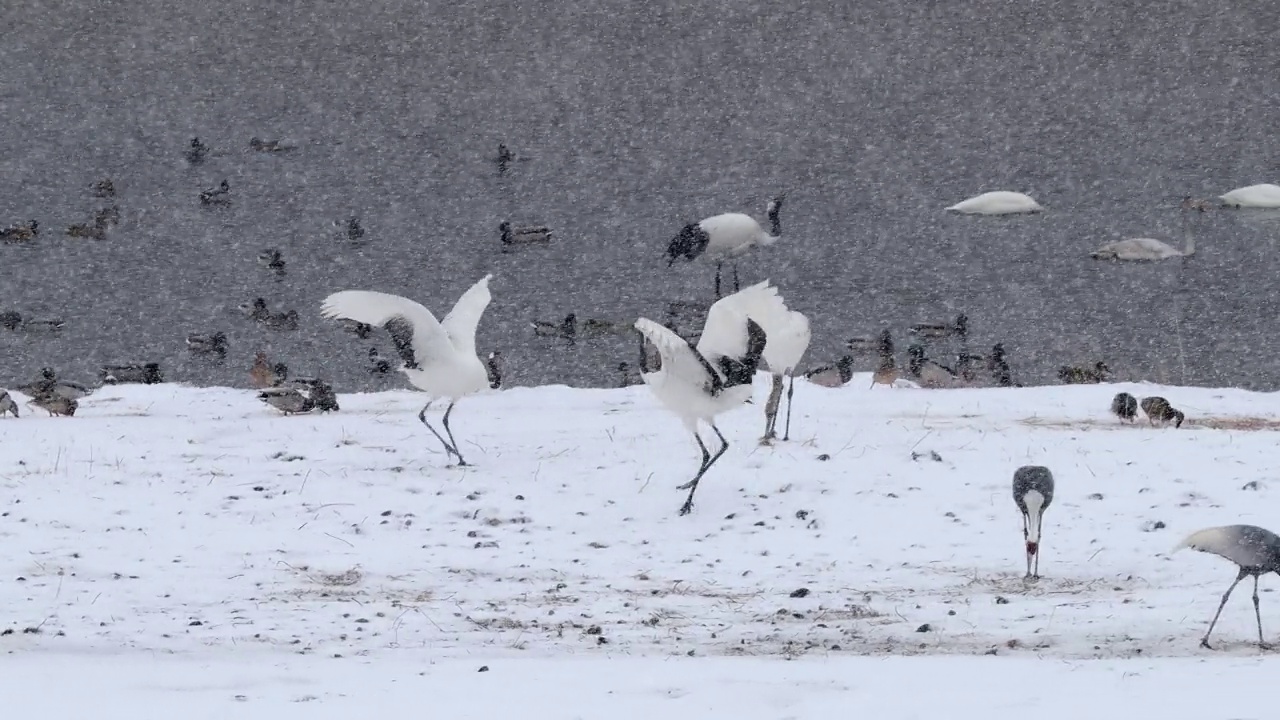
1019,416 -> 1280,431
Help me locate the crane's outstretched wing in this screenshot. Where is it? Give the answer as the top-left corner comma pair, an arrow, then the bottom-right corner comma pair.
440,274 -> 493,356
634,318 -> 722,395
701,279 -> 808,371
696,280 -> 783,362
321,290 -> 450,370
1175,525 -> 1280,569
711,280 -> 809,373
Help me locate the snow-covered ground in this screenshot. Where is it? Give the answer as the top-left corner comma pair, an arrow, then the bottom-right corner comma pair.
4,652 -> 1276,719
3,376 -> 1279,716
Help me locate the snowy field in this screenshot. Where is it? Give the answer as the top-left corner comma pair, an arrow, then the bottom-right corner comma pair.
3,376 -> 1280,717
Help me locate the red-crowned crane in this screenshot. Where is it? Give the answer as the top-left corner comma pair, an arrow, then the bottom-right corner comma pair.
321,275 -> 494,467
666,196 -> 785,299
634,281 -> 792,515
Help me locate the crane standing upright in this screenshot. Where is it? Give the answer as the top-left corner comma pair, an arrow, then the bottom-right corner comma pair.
1175,524 -> 1280,649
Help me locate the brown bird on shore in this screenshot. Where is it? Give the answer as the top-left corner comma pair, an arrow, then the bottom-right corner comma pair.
250,352 -> 287,389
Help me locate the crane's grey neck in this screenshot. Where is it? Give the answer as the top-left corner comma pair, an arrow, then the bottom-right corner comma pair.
1182,211 -> 1196,256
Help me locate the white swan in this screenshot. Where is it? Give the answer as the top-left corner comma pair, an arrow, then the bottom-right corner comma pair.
320,275 -> 494,466
946,191 -> 1042,216
1090,236 -> 1191,261
1091,197 -> 1200,261
1220,183 -> 1280,209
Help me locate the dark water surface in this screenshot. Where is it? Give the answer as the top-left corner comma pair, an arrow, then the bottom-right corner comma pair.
2,0 -> 1278,393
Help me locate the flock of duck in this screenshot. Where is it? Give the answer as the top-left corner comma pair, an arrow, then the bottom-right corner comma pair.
0,137 -> 525,415
2,135 -> 1277,396
4,139 -> 1277,428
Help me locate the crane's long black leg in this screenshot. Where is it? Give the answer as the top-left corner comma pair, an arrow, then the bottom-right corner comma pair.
678,424 -> 730,516
676,431 -> 712,491
418,402 -> 461,463
1253,575 -> 1270,649
441,400 -> 468,466
783,374 -> 796,441
1202,568 -> 1248,649
732,263 -> 741,292
714,263 -> 723,299
707,423 -> 730,469
676,431 -> 713,515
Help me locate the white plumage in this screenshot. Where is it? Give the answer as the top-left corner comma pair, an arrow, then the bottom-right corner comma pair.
320,274 -> 493,466
1090,235 -> 1192,261
698,212 -> 780,256
1220,183 -> 1280,209
634,318 -> 754,431
635,281 -> 781,514
746,293 -> 811,442
945,191 -> 1042,216
1091,196 -> 1201,261
667,196 -> 785,298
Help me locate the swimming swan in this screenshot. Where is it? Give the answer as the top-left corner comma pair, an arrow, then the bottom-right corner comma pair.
946,191 -> 1042,216
1090,197 -> 1201,261
1219,183 -> 1280,209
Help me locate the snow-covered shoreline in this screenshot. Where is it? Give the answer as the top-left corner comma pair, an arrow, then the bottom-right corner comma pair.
3,377 -> 1279,715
